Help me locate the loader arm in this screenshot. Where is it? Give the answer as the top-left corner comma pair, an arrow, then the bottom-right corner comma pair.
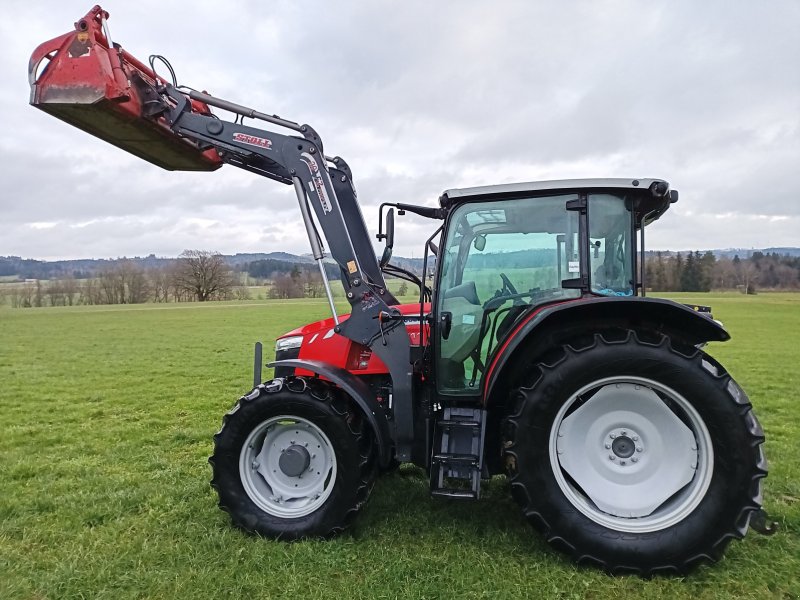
156,85 -> 415,461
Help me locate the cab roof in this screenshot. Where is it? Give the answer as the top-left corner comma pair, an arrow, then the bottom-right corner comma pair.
439,178 -> 677,226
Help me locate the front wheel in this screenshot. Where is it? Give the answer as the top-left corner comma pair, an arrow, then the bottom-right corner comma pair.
503,331 -> 767,575
209,377 -> 377,539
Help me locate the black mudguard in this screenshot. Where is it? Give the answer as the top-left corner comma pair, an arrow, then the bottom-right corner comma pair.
268,359 -> 393,468
485,296 -> 730,403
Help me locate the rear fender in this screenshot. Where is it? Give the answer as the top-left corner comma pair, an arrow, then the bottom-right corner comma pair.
484,297 -> 729,405
268,359 -> 392,468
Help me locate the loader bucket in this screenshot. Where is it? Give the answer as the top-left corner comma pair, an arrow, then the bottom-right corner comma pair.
29,5 -> 222,172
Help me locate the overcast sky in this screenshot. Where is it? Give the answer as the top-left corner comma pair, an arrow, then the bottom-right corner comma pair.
1,1 -> 798,261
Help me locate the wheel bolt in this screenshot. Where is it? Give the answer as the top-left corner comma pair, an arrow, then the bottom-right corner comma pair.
620,460 -> 627,465
252,460 -> 260,469
605,443 -> 611,449
609,433 -> 616,439
632,436 -> 639,441
632,457 -> 638,463
621,430 -> 627,436
636,447 -> 643,453
609,455 -> 616,461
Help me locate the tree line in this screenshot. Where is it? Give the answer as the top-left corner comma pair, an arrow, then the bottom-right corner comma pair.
1,250 -> 350,308
3,251 -> 249,308
645,251 -> 800,293
4,249 -> 798,308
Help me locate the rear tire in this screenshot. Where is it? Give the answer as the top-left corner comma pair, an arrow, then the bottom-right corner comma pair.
210,377 -> 377,539
503,331 -> 767,575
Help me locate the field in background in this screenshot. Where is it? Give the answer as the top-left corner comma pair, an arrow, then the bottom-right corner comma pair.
1,293 -> 798,598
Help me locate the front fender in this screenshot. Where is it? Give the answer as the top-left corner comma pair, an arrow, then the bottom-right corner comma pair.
484,296 -> 729,403
268,359 -> 393,468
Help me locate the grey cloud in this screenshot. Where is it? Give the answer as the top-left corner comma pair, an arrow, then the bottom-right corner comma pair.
1,0 -> 799,260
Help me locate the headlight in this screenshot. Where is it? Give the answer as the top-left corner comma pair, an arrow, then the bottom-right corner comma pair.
275,335 -> 303,352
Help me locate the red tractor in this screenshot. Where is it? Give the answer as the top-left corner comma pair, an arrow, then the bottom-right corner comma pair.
30,6 -> 772,575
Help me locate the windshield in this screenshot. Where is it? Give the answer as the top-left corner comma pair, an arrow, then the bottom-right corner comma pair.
436,195 -> 582,394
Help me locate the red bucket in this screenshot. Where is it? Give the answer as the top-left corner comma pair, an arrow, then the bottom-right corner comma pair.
29,5 -> 222,172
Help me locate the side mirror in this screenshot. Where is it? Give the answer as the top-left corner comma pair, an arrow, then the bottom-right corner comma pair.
380,208 -> 395,268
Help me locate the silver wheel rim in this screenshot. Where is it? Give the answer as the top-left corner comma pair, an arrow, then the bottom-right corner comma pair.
239,415 -> 337,518
549,376 -> 713,533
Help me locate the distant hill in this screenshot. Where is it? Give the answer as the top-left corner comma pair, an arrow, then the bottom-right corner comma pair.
1,247 -> 796,280
226,252 -> 314,266
645,247 -> 800,260
0,251 -> 430,280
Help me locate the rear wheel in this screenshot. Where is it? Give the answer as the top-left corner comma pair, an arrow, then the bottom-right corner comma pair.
503,331 -> 767,575
210,377 -> 377,539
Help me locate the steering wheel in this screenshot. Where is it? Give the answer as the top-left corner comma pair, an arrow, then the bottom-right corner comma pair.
499,272 -> 518,295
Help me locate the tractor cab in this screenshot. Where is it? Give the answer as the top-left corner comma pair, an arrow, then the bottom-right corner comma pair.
432,179 -> 675,395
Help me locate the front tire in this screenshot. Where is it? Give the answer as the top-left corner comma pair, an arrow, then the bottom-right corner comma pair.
503,331 -> 767,575
210,377 -> 377,539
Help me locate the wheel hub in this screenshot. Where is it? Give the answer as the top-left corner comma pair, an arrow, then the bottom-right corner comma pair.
279,444 -> 311,477
611,435 -> 635,459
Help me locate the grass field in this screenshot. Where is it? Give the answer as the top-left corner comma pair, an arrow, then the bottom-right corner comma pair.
1,293 -> 798,598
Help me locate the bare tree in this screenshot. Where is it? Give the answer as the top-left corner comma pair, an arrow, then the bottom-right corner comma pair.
95,261 -> 149,304
148,267 -> 170,302
269,271 -> 304,299
62,276 -> 78,306
302,269 -> 326,298
80,278 -> 101,305
19,282 -> 35,308
46,280 -> 65,306
173,250 -> 236,302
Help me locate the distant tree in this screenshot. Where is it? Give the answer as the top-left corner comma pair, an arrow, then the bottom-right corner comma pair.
173,250 -> 236,302
79,278 -> 98,305
124,262 -> 149,304
303,269 -> 325,298
234,285 -> 251,300
62,276 -> 78,306
711,257 -> 736,289
732,256 -> 758,294
671,253 -> 683,292
698,251 -> 715,291
20,282 -> 35,308
680,252 -> 697,291
270,272 -> 304,299
46,280 -> 66,306
95,261 -> 148,304
148,267 -> 170,303
650,252 -> 668,291
397,281 -> 409,296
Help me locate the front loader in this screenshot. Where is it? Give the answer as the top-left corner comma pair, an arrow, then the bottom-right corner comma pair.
30,6 -> 773,575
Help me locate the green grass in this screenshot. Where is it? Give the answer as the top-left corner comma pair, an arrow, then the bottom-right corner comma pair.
0,293 -> 798,598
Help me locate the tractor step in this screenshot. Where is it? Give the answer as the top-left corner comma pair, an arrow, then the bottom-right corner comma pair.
430,407 -> 487,500
437,419 -> 481,429
431,488 -> 478,500
432,453 -> 479,465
